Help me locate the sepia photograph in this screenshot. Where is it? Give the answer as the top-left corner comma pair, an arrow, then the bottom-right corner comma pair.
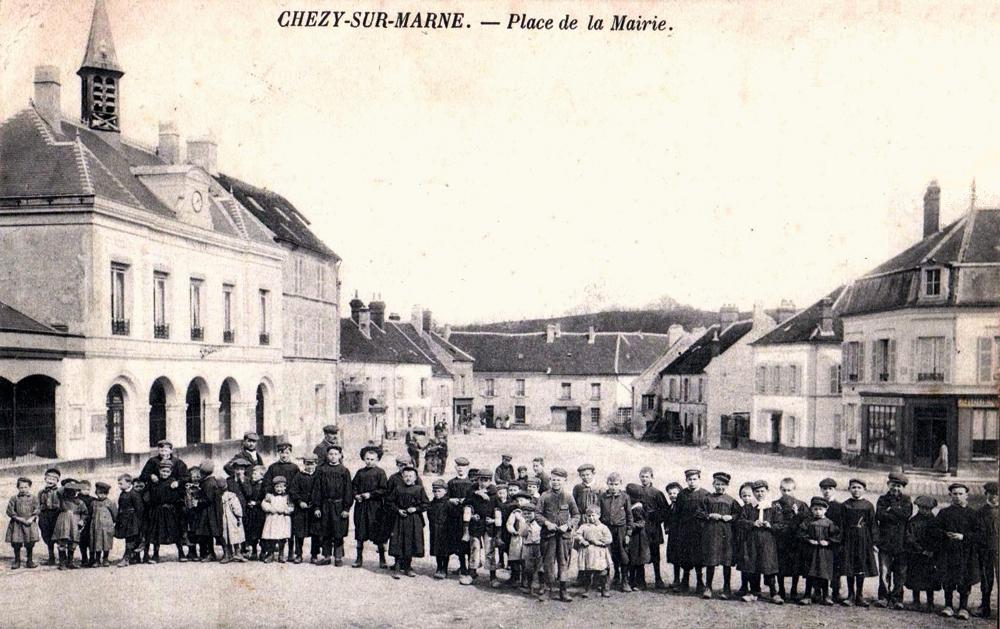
0,1 -> 997,627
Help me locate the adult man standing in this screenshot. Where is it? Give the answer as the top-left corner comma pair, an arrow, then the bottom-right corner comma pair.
875,472 -> 912,609
224,431 -> 265,476
312,425 -> 341,461
536,467 -> 580,602
140,440 -> 188,485
531,457 -> 550,493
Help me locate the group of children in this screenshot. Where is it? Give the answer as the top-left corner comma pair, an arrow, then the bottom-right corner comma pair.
4,442 -> 998,621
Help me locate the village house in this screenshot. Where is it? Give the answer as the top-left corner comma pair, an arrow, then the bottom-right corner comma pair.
447,325 -> 672,432
748,289 -> 845,459
627,324 -> 696,438
421,322 -> 476,431
660,305 -> 779,447
839,181 -> 999,476
338,298 -> 453,440
0,0 -> 340,467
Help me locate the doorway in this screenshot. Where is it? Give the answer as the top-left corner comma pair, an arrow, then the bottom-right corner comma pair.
255,384 -> 265,436
186,381 -> 203,445
770,412 -> 783,453
913,407 -> 949,470
567,408 -> 582,432
106,385 -> 126,463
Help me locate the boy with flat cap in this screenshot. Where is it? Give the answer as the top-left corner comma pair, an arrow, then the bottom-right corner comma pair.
799,496 -> 841,605
140,440 -> 189,486
839,478 -> 878,607
699,472 -> 740,600
495,454 -> 515,485
536,467 -> 580,602
905,495 -> 940,613
512,465 -> 530,492
936,482 -> 980,620
262,439 -> 300,496
447,457 -> 474,581
818,478 -> 845,601
772,477 -> 809,602
464,469 -> 502,586
428,478 -> 452,579
673,468 -> 710,593
288,454 -> 318,563
875,472 -> 912,609
977,481 -> 998,619
636,466 -> 669,589
573,464 -> 601,527
311,444 -> 353,566
352,445 -> 389,568
224,432 -> 264,476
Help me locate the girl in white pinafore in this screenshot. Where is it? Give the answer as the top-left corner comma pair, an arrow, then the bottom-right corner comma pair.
261,476 -> 294,563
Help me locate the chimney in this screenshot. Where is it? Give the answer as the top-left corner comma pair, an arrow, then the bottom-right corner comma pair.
411,305 -> 423,332
357,306 -> 371,339
554,323 -> 561,338
388,313 -> 401,322
157,120 -> 180,165
719,303 -> 739,326
819,297 -> 834,335
33,65 -> 61,128
546,324 -> 556,343
186,133 -> 218,175
422,310 -> 433,334
587,325 -> 596,344
775,299 -> 796,324
709,330 -> 721,358
349,292 -> 364,324
923,180 -> 940,238
442,324 -> 452,341
369,295 -> 386,329
667,324 -> 685,347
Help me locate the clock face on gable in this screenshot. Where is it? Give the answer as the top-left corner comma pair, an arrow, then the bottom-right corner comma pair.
191,190 -> 204,213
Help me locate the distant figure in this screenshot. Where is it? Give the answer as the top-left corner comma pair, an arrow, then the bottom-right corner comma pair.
934,443 -> 949,473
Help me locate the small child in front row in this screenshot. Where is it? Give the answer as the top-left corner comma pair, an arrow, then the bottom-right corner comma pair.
53,479 -> 88,569
514,502 -> 545,601
428,479 -> 452,579
88,481 -> 117,567
77,480 -> 95,567
798,496 -> 840,605
839,478 -> 878,607
905,495 -> 940,613
599,472 -> 633,592
114,474 -> 143,566
575,505 -> 613,598
625,483 -> 651,590
220,477 -> 247,563
739,480 -> 781,603
37,467 -> 61,565
261,476 -> 294,563
6,477 -> 41,569
389,465 -> 429,578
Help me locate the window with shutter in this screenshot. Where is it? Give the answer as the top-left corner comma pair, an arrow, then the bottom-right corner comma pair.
858,341 -> 865,382
888,339 -> 897,382
978,337 -> 993,382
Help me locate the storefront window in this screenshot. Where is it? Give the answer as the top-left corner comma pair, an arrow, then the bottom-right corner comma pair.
866,405 -> 898,458
972,409 -> 998,458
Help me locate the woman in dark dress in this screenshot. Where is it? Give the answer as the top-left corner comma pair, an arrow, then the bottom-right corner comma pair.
389,466 -> 429,578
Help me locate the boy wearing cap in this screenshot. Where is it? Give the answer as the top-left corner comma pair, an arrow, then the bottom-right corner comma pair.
636,467 -> 669,589
799,497 -> 840,605
772,477 -> 808,602
839,478 -> 878,607
147,462 -> 184,563
536,467 -> 580,602
224,432 -> 265,476
512,466 -> 530,492
53,480 -> 88,569
77,480 -> 95,566
88,481 -> 116,567
573,464 -> 601,527
463,470 -> 502,586
288,455 -> 318,563
599,472 -> 633,592
495,454 -> 515,485
977,481 -> 998,619
429,479 -> 452,579
875,472 -> 912,609
516,502 -> 546,600
195,460 -> 223,562
738,480 -> 782,603
699,472 -> 740,599
37,467 -> 61,565
673,469 -> 710,593
447,457 -> 474,580
263,440 -> 300,496
312,425 -> 341,461
818,479 -> 844,601
312,444 -> 354,566
352,445 -> 389,568
664,481 -> 683,588
114,474 -> 143,567
389,465 -> 429,578
936,482 -> 980,620
905,495 -> 940,613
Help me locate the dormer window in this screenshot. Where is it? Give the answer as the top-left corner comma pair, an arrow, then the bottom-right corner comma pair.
920,266 -> 948,301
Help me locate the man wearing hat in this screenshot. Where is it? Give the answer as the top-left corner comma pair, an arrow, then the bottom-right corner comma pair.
140,440 -> 189,486
875,472 -> 912,609
495,454 -> 515,485
447,457 -> 474,580
976,481 -> 998,619
535,467 -> 579,601
312,424 -> 341,462
673,469 -> 710,593
936,482 -> 980,619
224,432 -> 265,476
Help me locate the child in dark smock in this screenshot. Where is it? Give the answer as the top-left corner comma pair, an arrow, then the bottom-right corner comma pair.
114,474 -> 144,567
288,456 -> 317,563
243,465 -> 266,560
625,483 -> 651,589
738,480 -> 782,604
839,478 -> 878,607
428,479 -> 451,579
935,482 -> 980,620
352,445 -> 388,568
699,472 -> 740,600
734,482 -> 757,599
664,481 -> 682,588
37,468 -> 61,566
147,462 -> 184,562
798,496 -> 841,606
88,481 -> 117,567
905,495 -> 940,612
6,477 -> 41,569
389,466 -> 429,578
53,480 -> 88,570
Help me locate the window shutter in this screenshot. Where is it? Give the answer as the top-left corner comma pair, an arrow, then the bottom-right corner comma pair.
871,341 -> 879,381
888,339 -> 897,382
978,338 -> 992,382
910,339 -> 918,382
942,337 -> 952,383
858,342 -> 865,382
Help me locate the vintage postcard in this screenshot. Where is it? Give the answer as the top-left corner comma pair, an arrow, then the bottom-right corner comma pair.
0,1 -> 997,627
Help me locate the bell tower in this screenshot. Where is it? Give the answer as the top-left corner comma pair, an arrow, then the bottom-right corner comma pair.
77,0 -> 124,132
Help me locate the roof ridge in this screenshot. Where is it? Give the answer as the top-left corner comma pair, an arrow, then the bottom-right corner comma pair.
217,196 -> 250,238
613,336 -> 621,374
922,217 -> 968,264
956,207 -> 978,263
27,107 -> 74,148
388,321 -> 435,365
73,135 -> 96,195
78,140 -> 144,208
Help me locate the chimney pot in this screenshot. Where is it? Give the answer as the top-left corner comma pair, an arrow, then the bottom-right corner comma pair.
422,310 -> 433,334
442,324 -> 452,341
33,65 -> 62,129
358,307 -> 371,339
923,180 -> 941,238
587,325 -> 596,344
186,133 -> 218,175
546,324 -> 556,343
388,312 -> 401,322
369,297 -> 386,329
349,292 -> 364,324
158,120 -> 180,165
819,297 -> 834,335
667,324 -> 685,347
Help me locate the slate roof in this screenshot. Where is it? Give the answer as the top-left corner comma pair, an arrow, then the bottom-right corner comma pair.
340,318 -> 436,368
430,332 -> 475,363
216,173 -> 340,261
840,208 -> 1000,316
394,324 -> 454,377
660,320 -> 753,375
0,300 -> 63,335
752,286 -> 845,346
447,331 -> 672,376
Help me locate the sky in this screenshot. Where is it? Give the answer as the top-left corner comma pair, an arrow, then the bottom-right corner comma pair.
2,0 -> 999,326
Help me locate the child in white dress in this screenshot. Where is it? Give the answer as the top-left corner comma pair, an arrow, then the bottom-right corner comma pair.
261,476 -> 294,563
